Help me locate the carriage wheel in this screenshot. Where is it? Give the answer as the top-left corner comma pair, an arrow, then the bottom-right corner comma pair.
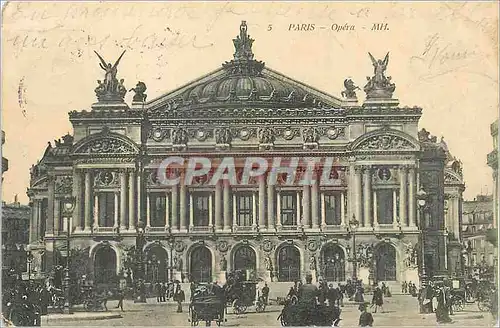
452,299 -> 464,312
478,300 -> 491,312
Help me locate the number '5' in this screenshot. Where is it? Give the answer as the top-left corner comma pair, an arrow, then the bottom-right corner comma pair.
267,24 -> 272,31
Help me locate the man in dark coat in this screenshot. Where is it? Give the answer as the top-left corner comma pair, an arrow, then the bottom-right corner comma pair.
174,287 -> 185,313
115,288 -> 125,311
262,283 -> 270,305
358,303 -> 374,327
371,285 -> 384,313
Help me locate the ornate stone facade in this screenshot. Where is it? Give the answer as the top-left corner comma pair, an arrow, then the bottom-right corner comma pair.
26,22 -> 462,290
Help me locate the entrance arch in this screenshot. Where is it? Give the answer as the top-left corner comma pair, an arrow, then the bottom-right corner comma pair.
277,245 -> 301,282
321,244 -> 345,281
233,245 -> 257,272
190,246 -> 212,283
375,243 -> 397,281
145,245 -> 168,283
94,246 -> 117,284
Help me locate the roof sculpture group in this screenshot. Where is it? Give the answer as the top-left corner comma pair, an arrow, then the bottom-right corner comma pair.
92,21 -> 396,105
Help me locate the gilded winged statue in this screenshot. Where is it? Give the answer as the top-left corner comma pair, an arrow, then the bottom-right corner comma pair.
368,52 -> 389,84
94,50 -> 126,93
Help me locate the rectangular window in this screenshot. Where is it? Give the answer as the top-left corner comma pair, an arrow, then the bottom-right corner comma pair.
193,193 -> 209,227
324,193 -> 342,225
376,189 -> 393,224
236,193 -> 253,226
150,194 -> 166,227
281,192 -> 297,226
98,192 -> 115,227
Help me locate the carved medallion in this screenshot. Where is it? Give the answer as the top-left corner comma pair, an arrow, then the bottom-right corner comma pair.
283,127 -> 296,140
307,239 -> 319,252
96,171 -> 116,186
377,168 -> 391,181
217,240 -> 230,253
326,127 -> 343,140
239,128 -> 251,141
151,128 -> 168,142
195,129 -> 208,141
174,241 -> 186,253
261,239 -> 274,253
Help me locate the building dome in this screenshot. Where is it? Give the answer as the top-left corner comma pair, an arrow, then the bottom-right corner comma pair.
157,21 -> 335,110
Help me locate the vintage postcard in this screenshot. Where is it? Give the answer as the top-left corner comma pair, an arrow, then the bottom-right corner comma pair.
1,1 -> 498,327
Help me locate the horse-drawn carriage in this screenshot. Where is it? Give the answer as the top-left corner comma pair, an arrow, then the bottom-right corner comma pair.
188,283 -> 226,326
225,271 -> 266,314
277,297 -> 341,327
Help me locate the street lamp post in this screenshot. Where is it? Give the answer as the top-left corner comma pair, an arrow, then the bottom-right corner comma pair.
464,241 -> 473,278
62,197 -> 75,314
348,215 -> 360,281
134,220 -> 147,303
417,187 -> 428,289
26,250 -> 34,281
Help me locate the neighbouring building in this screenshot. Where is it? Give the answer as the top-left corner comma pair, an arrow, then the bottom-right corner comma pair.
26,21 -> 463,292
2,198 -> 31,281
462,195 -> 496,276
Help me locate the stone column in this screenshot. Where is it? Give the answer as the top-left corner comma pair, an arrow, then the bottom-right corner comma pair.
120,171 -> 127,231
114,191 -> 119,229
180,173 -> 187,232
408,167 -> 416,227
258,176 -> 266,230
311,180 -> 319,229
267,183 -> 275,230
46,176 -> 55,235
399,167 -> 408,227
165,192 -> 170,230
29,201 -> 38,243
302,185 -> 310,228
208,194 -> 213,229
146,193 -> 151,228
276,191 -> 281,228
232,194 -> 237,230
393,190 -> 398,228
354,167 -> 362,225
362,167 -> 372,227
93,194 -> 99,228
373,191 -> 379,227
137,174 -> 142,222
189,193 -> 194,230
84,171 -> 92,231
53,198 -> 60,234
128,171 -> 136,231
223,180 -> 231,231
215,181 -> 222,230
252,192 -> 257,228
171,184 -> 179,231
341,191 -> 346,227
296,192 -> 301,226
73,170 -> 82,231
320,193 -> 326,228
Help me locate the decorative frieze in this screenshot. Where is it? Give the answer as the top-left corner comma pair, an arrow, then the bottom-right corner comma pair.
55,176 -> 73,194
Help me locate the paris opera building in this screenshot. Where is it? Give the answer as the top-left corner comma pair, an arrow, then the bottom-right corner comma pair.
27,21 -> 465,292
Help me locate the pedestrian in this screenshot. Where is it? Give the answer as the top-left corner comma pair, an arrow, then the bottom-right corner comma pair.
155,282 -> 162,303
435,284 -> 452,323
174,287 -> 185,313
358,303 -> 374,327
160,283 -> 167,302
401,281 -> 406,294
354,285 -> 364,303
262,283 -> 270,305
370,285 -> 384,313
115,288 -> 124,311
101,290 -> 108,311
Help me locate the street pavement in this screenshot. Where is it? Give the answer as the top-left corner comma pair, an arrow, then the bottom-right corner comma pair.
43,295 -> 495,327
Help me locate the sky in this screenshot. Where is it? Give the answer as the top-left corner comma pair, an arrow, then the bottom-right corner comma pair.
1,1 -> 499,204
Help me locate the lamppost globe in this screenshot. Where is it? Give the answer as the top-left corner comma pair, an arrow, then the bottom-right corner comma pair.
417,188 -> 427,207
64,201 -> 74,212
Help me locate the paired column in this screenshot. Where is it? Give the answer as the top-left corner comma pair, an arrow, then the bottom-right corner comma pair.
46,176 -> 55,235
258,176 -> 266,229
354,167 -> 363,225
362,167 -> 372,228
340,191 -> 346,227
223,180 -> 231,231
53,197 -> 60,233
267,183 -> 275,230
302,185 -> 310,228
276,191 -> 281,228
320,193 -> 326,228
29,201 -> 38,243
311,180 -> 319,229
399,167 -> 408,227
128,171 -> 136,231
93,194 -> 99,229
137,174 -> 142,223
84,171 -> 92,231
252,192 -> 257,228
179,173 -> 187,231
214,181 -> 222,230
146,193 -> 151,227
114,192 -> 119,229
208,194 -> 213,229
120,171 -> 127,231
408,167 -> 417,227
296,192 -> 301,226
171,184 -> 179,231
73,170 -> 82,231
189,194 -> 194,230
393,190 -> 398,228
373,191 -> 379,227
165,191 -> 170,230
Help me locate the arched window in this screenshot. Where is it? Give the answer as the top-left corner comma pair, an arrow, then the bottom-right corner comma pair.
190,247 -> 212,283
145,246 -> 168,283
233,245 -> 256,272
94,246 -> 117,284
278,246 -> 301,282
375,243 -> 396,281
321,244 -> 345,281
